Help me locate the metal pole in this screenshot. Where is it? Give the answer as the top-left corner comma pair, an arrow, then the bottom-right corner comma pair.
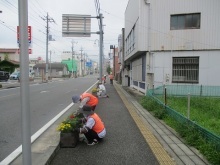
18,0 -> 32,164
113,46 -> 115,77
99,13 -> 103,82
50,50 -> 51,79
164,87 -> 167,106
71,40 -> 74,78
46,13 -> 49,82
187,93 -> 190,119
80,47 -> 83,76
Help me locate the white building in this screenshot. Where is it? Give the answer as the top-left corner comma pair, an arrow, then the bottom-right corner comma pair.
123,0 -> 220,94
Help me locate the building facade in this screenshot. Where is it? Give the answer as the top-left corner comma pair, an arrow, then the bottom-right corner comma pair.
123,0 -> 220,94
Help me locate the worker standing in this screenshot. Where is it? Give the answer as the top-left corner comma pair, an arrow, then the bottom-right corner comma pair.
109,73 -> 114,85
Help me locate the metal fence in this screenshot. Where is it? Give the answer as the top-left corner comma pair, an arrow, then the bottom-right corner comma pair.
152,84 -> 220,97
147,84 -> 220,150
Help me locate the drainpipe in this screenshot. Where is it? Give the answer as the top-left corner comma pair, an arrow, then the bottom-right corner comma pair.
145,0 -> 153,90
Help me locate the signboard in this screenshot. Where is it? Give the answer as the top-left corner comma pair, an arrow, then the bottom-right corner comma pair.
62,14 -> 91,37
18,49 -> 32,54
86,61 -> 92,67
17,26 -> 32,43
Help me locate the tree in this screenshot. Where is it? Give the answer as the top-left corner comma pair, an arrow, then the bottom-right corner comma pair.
106,65 -> 111,75
4,53 -> 9,60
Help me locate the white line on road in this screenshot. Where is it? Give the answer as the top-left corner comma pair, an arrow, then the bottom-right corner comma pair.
0,81 -> 98,165
0,103 -> 73,165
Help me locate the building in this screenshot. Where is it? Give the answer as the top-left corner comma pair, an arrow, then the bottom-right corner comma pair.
109,47 -> 120,77
29,57 -> 44,73
61,59 -> 78,77
33,63 -> 68,78
123,0 -> 220,94
0,48 -> 19,62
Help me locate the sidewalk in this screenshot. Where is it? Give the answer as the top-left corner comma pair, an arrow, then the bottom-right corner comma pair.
11,81 -> 209,165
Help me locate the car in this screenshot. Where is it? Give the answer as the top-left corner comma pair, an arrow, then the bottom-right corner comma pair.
0,71 -> 10,81
9,72 -> 20,80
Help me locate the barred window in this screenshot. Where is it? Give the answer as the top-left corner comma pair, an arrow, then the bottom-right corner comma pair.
172,57 -> 199,83
171,13 -> 200,30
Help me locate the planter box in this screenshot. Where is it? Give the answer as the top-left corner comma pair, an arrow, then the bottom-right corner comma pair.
60,131 -> 79,148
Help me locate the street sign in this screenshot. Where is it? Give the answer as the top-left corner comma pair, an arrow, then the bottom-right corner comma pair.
17,26 -> 32,43
86,61 -> 92,67
62,14 -> 91,37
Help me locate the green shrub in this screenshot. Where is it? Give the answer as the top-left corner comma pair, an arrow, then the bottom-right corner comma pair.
0,84 -> 2,88
140,96 -> 166,119
140,96 -> 220,165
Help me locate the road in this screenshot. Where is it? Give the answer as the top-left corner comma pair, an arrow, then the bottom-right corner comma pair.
0,76 -> 98,162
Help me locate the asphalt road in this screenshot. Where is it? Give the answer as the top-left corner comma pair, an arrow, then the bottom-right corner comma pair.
0,76 -> 98,162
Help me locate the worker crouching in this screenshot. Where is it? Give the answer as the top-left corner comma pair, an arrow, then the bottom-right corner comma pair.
77,104 -> 106,145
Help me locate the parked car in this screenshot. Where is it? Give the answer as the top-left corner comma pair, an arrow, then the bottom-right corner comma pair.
9,72 -> 20,80
0,71 -> 10,81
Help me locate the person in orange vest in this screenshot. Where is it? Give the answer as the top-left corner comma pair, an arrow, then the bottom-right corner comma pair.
72,92 -> 98,111
77,104 -> 106,145
109,73 -> 114,84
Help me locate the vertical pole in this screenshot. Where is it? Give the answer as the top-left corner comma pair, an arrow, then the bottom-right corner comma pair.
80,47 -> 83,76
50,50 -> 51,79
46,13 -> 49,82
164,87 -> 167,106
113,46 -> 115,77
187,93 -> 190,119
71,40 -> 74,78
18,0 -> 32,164
99,13 -> 103,82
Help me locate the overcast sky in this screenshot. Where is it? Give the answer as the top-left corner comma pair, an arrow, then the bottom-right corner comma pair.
0,0 -> 128,62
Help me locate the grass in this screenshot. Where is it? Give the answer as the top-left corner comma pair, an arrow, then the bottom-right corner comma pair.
140,95 -> 220,165
158,96 -> 220,136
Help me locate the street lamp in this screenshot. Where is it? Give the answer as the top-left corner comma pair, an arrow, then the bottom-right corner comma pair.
110,45 -> 115,77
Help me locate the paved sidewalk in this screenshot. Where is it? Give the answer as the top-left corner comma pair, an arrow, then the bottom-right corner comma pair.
10,81 -> 209,165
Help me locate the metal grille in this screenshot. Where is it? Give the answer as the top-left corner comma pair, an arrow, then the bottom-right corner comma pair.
172,57 -> 199,83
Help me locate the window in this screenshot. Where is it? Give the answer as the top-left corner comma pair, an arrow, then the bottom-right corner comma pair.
125,24 -> 136,55
172,57 -> 199,83
171,13 -> 200,30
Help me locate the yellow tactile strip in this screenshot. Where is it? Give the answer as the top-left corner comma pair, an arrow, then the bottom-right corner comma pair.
114,84 -> 176,165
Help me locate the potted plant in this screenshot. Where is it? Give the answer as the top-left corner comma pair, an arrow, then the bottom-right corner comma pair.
57,113 -> 82,148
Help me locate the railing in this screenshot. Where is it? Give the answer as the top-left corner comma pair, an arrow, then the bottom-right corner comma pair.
147,85 -> 220,150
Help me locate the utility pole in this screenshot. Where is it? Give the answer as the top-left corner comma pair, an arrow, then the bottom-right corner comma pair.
80,47 -> 83,76
71,40 -> 77,78
49,50 -> 52,79
18,0 -> 31,164
84,53 -> 88,75
41,13 -> 55,82
98,13 -> 104,82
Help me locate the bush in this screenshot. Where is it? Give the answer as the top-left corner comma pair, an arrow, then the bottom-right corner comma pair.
0,84 -> 2,88
140,96 -> 220,165
140,96 -> 166,119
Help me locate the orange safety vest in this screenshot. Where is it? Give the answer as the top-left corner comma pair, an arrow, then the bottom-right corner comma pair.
89,113 -> 105,133
81,93 -> 98,106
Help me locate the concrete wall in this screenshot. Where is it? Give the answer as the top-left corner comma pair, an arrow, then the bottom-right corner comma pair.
153,50 -> 220,87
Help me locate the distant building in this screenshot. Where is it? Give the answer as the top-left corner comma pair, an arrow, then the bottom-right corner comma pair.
33,63 -> 68,78
0,48 -> 19,62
